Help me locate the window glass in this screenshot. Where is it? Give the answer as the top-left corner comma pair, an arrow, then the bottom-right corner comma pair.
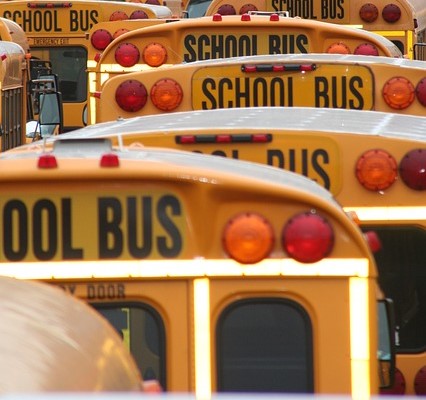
363,226 -> 426,352
31,47 -> 87,102
94,303 -> 166,388
216,298 -> 313,392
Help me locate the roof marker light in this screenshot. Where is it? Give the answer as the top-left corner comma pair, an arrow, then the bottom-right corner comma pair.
175,133 -> 272,144
100,153 -> 120,167
223,212 -> 274,264
269,13 -> 279,21
38,153 -> 58,169
212,13 -> 222,21
241,13 -> 250,21
355,149 -> 397,191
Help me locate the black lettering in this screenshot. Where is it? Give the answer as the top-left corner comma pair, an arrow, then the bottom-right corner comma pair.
157,195 -> 182,258
62,198 -> 83,259
321,0 -> 345,19
201,78 -> 217,109
312,149 -> 330,189
184,35 -> 197,62
218,78 -> 234,108
98,197 -> 122,258
127,196 -> 152,258
349,76 -> 364,109
3,200 -> 27,261
33,199 -> 57,261
315,77 -> 329,107
267,149 -> 284,168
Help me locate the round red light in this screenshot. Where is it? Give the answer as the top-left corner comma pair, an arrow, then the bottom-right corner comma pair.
359,3 -> 378,23
380,368 -> 406,395
382,3 -> 401,23
91,29 -> 113,51
115,43 -> 140,67
354,43 -> 379,56
109,11 -> 129,21
416,78 -> 426,106
415,366 -> 426,395
217,4 -> 236,15
115,80 -> 148,112
239,3 -> 257,14
399,149 -> 426,190
130,10 -> 148,19
282,212 -> 334,263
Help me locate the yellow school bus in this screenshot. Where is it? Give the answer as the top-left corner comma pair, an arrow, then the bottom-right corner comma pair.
0,276 -> 143,392
89,13 -> 402,72
184,0 -> 426,60
57,106 -> 426,395
89,53 -> 426,125
0,0 -> 173,132
0,137 -> 394,396
0,40 -> 28,151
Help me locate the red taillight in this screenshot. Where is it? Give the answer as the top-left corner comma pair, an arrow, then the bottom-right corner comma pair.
382,3 -> 401,23
239,3 -> 257,14
282,212 -> 334,263
399,149 -> 426,190
130,10 -> 148,19
115,43 -> 140,67
415,78 -> 426,106
100,153 -> 120,167
414,366 -> 426,395
38,153 -> 58,169
363,231 -> 381,252
354,43 -> 379,56
223,212 -> 274,264
109,10 -> 129,21
359,3 -> 378,23
380,368 -> 406,395
217,4 -> 236,15
150,79 -> 183,111
382,77 -> 415,109
115,80 -> 148,112
146,0 -> 161,4
91,29 -> 113,51
355,149 -> 397,191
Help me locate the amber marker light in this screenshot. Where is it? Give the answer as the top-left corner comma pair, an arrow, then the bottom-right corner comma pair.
223,212 -> 274,264
355,149 -> 397,191
142,43 -> 167,67
150,79 -> 183,111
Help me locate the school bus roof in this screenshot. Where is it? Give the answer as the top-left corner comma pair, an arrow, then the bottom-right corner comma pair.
64,106 -> 426,143
1,139 -> 335,202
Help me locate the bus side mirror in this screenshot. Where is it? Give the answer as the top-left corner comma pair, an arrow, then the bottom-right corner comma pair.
378,298 -> 396,388
38,91 -> 63,137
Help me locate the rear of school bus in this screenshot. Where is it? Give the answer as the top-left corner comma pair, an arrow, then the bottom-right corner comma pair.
195,0 -> 421,59
57,106 -> 426,395
0,0 -> 172,132
90,53 -> 424,124
0,138 -> 393,396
